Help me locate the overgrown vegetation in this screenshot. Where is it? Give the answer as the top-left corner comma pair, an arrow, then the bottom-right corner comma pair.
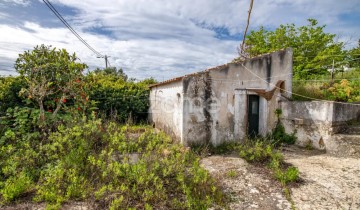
0,45 -> 226,209
86,69 -> 156,123
292,71 -> 360,101
0,115 -> 226,209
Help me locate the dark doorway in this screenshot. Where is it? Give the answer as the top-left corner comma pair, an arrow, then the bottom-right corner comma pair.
248,95 -> 260,137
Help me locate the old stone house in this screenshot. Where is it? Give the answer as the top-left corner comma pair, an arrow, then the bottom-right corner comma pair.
148,48 -> 293,146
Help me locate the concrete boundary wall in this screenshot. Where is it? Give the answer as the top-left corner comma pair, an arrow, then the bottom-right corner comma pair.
280,101 -> 360,150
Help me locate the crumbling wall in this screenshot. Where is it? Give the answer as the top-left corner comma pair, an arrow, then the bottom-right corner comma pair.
182,48 -> 293,146
280,101 -> 360,150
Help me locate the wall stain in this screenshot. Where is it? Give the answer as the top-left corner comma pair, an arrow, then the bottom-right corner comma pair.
203,72 -> 212,145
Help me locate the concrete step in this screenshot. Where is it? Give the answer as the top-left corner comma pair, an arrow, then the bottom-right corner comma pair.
331,134 -> 360,158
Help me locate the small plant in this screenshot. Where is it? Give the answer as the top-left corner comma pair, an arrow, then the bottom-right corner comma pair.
239,140 -> 274,163
304,140 -> 314,150
272,124 -> 297,145
0,171 -> 33,203
275,167 -> 299,185
275,108 -> 282,122
226,170 -> 238,178
236,138 -> 299,209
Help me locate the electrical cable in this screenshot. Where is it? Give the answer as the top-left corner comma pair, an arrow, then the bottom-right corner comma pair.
240,62 -> 360,106
42,0 -> 104,58
238,0 -> 254,58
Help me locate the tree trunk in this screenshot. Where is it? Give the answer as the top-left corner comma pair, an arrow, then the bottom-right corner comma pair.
52,95 -> 65,118
39,100 -> 45,123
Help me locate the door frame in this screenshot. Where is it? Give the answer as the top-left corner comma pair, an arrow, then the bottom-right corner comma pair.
234,89 -> 266,141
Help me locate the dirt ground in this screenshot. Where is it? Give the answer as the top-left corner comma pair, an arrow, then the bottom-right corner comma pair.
283,146 -> 360,210
201,145 -> 360,210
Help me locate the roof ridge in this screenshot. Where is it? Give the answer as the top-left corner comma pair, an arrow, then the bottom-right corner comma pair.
149,48 -> 290,88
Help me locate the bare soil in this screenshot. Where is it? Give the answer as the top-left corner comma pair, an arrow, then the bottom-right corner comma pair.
201,145 -> 360,210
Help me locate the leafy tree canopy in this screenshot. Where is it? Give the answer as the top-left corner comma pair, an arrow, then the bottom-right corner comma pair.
15,44 -> 88,122
93,67 -> 128,81
347,39 -> 360,69
237,19 -> 345,79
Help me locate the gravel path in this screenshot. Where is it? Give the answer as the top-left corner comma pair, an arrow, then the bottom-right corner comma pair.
283,146 -> 360,210
201,145 -> 360,210
201,155 -> 292,210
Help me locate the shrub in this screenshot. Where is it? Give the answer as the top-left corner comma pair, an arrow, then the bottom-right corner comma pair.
1,117 -> 226,209
237,139 -> 298,185
0,171 -> 33,203
86,72 -> 153,123
275,167 -> 299,185
239,141 -> 274,163
226,170 -> 238,178
0,76 -> 27,115
322,79 -> 360,102
15,45 -> 88,122
270,123 -> 297,145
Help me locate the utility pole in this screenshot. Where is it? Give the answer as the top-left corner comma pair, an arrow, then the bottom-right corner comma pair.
97,55 -> 110,69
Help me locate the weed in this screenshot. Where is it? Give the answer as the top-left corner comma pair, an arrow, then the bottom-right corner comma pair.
275,167 -> 299,185
304,140 -> 314,150
226,170 -> 238,178
0,171 -> 33,203
235,138 -> 298,208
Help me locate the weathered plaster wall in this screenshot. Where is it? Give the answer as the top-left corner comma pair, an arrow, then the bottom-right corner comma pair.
280,101 -> 360,150
182,48 -> 293,145
182,73 -> 214,146
149,80 -> 183,143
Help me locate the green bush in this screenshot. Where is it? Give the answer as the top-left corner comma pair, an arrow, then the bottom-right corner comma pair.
0,117 -> 226,209
239,141 -> 275,163
237,139 -> 298,186
0,171 -> 33,203
322,79 -> 360,102
86,73 -> 154,123
270,123 -> 297,145
0,76 -> 27,115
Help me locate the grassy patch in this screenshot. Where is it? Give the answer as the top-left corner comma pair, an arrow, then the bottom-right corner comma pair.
226,170 -> 238,179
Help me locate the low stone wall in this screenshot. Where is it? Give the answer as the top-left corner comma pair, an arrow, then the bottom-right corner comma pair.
280,101 -> 360,151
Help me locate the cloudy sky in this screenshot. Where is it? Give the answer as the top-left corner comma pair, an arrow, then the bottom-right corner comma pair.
0,0 -> 359,80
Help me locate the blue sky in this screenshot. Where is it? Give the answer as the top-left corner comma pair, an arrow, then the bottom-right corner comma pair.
0,0 -> 359,80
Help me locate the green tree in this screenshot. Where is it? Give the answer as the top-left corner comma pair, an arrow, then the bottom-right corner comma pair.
15,45 -> 88,122
93,67 -> 128,81
348,39 -> 360,69
0,76 -> 26,114
238,19 -> 345,79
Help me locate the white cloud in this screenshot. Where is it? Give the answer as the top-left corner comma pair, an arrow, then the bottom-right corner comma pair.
0,0 -> 360,78
0,22 -> 238,79
2,0 -> 30,6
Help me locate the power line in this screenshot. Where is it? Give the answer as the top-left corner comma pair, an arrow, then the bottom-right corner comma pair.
42,0 -> 104,58
240,61 -> 360,106
238,0 -> 254,59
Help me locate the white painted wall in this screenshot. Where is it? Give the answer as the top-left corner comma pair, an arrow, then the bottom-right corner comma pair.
149,80 -> 183,143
